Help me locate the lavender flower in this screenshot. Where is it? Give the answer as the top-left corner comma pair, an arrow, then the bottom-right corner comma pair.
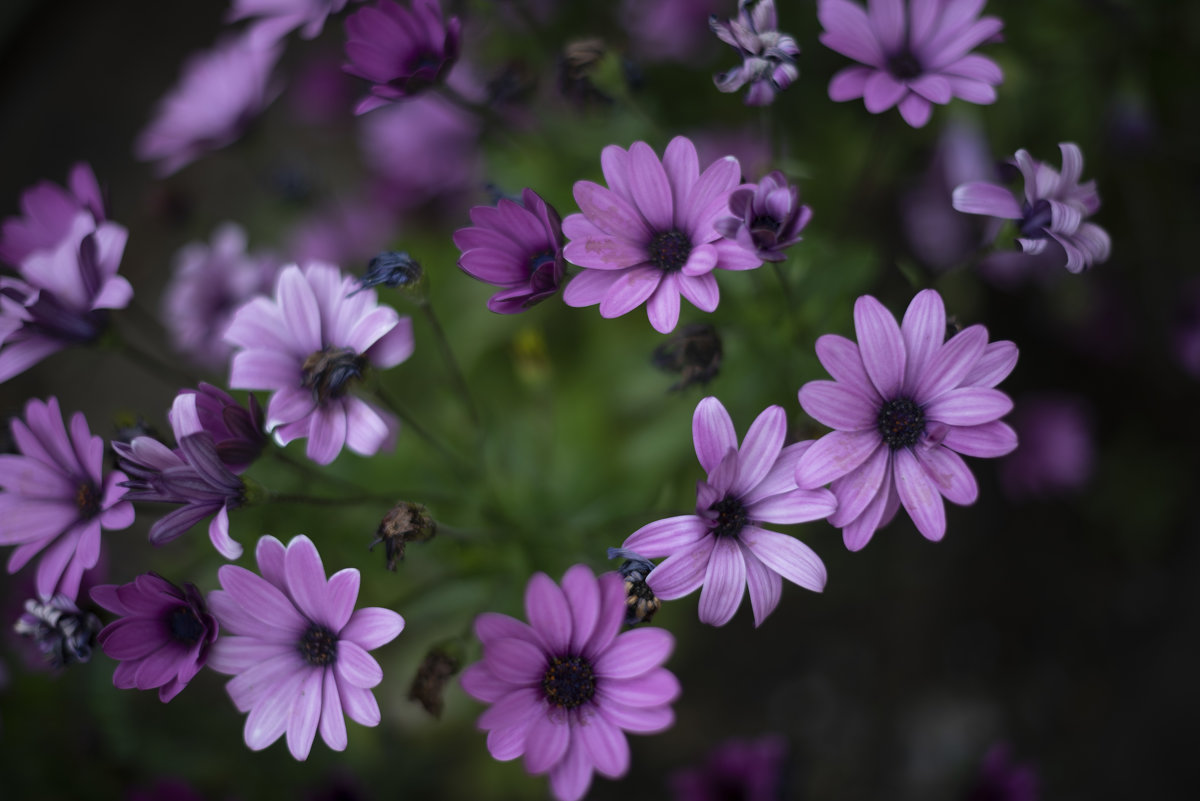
794,289 -> 1018,550
225,262 -> 414,465
621,0 -> 725,65
819,0 -> 1004,128
134,34 -> 282,176
1000,394 -> 1093,500
182,383 -> 268,474
715,171 -> 811,262
91,573 -> 219,703
0,162 -> 105,266
563,137 -> 763,334
453,188 -> 565,314
207,534 -> 405,760
670,734 -> 788,801
13,594 -> 101,668
228,0 -> 363,44
0,398 -> 133,600
710,0 -> 801,106
623,398 -> 834,627
460,565 -> 679,801
343,0 -> 462,115
952,143 -> 1111,273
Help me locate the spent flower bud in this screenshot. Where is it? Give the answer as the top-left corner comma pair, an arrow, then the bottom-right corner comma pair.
371,502 -> 437,570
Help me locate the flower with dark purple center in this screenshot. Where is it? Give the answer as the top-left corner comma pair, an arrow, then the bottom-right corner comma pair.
715,170 -> 811,263
13,594 -> 102,669
710,0 -> 801,106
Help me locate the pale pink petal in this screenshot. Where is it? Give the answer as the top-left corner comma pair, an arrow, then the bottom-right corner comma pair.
941,420 -> 1018,458
318,668 -> 348,751
814,334 -> 878,399
621,515 -> 708,558
828,443 -> 890,527
598,266 -> 662,319
341,606 -> 404,650
740,526 -> 826,592
285,669 -> 322,760
794,429 -> 883,489
645,538 -> 714,600
901,289 -> 947,389
693,396 -> 737,474
798,380 -> 877,430
915,445 -> 978,505
485,637 -> 544,685
646,274 -> 682,333
912,325 -> 988,404
952,181 -> 1022,219
627,141 -> 674,232
924,387 -> 1013,426
731,405 -> 786,497
739,544 -> 783,628
335,640 -> 383,688
854,294 -> 906,397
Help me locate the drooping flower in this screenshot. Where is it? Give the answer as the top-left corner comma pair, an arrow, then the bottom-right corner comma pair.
91,573 -> 219,703
0,398 -> 133,600
952,142 -> 1111,273
710,0 -> 801,106
228,0 -> 364,44
343,0 -> 462,115
207,534 -> 405,760
562,137 -> 763,334
715,170 -> 811,263
134,33 -> 282,176
453,188 -> 565,314
13,594 -> 102,668
670,734 -> 788,801
113,390 -> 249,560
182,383 -> 269,474
225,262 -> 414,465
162,223 -> 280,371
794,289 -> 1018,550
623,397 -> 834,627
818,0 -> 1004,128
460,565 -> 679,801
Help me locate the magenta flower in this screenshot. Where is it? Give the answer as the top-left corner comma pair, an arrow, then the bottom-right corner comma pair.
134,34 -> 282,176
180,383 -> 268,474
225,262 -> 414,465
670,734 -> 788,801
710,0 -> 801,106
0,162 -> 105,266
0,398 -> 133,600
818,0 -> 1004,128
794,289 -> 1018,550
453,188 -> 565,314
621,0 -> 725,65
715,170 -> 811,263
343,0 -> 462,115
562,137 -> 763,334
460,565 -> 679,801
622,397 -> 834,627
952,142 -> 1111,273
207,535 -> 405,760
228,0 -> 363,44
91,573 -> 219,703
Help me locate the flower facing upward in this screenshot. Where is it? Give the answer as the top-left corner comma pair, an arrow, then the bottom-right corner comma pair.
715,170 -> 812,263
562,137 -> 763,334
343,0 -> 462,115
225,262 -> 414,465
0,398 -> 133,600
952,142 -> 1111,273
207,535 -> 405,760
460,565 -> 680,801
622,398 -> 834,627
91,573 -> 219,703
710,0 -> 801,106
818,0 -> 1004,128
794,290 -> 1018,550
453,188 -> 565,314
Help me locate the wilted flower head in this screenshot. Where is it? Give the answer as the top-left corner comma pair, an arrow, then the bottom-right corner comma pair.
228,0 -> 363,44
0,163 -> 105,266
91,573 -> 219,703
606,547 -> 661,625
715,171 -> 811,262
711,0 -> 801,106
355,251 -> 424,295
408,642 -> 461,718
134,34 -> 282,176
370,501 -> 437,570
14,594 -> 101,668
952,142 -> 1111,273
670,734 -> 788,801
651,322 -> 723,391
453,188 -> 565,314
343,0 -> 462,114
819,0 -> 1004,127
182,383 -> 268,474
0,398 -> 133,600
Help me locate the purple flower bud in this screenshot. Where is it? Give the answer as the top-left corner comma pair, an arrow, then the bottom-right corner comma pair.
716,171 -> 812,263
711,0 -> 800,106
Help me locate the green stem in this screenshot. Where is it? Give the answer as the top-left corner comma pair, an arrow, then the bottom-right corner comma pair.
108,325 -> 202,390
416,298 -> 480,428
373,385 -> 474,473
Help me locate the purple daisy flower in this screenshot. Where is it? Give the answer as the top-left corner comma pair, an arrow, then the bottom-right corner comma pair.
715,170 -> 812,263
794,289 -> 1018,550
91,573 -> 219,703
0,162 -> 105,267
670,734 -> 788,801
207,534 -> 405,760
343,0 -> 462,115
0,398 -> 133,600
134,33 -> 283,176
818,0 -> 1004,128
225,262 -> 414,465
562,136 -> 763,334
952,142 -> 1111,273
460,565 -> 679,801
229,0 -> 364,44
710,0 -> 801,106
453,188 -> 565,314
623,397 -> 834,627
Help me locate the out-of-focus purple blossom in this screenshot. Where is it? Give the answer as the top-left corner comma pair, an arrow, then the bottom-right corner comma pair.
182,383 -> 268,474
0,398 -> 133,600
710,0 -> 800,106
1175,279 -> 1200,379
225,263 -> 414,465
13,593 -> 102,668
692,128 -> 773,182
715,171 -> 811,263
343,0 -> 462,115
0,163 -> 105,266
91,573 -> 219,703
162,223 -> 280,371
134,34 -> 283,176
621,0 -> 724,64
288,195 -> 397,268
953,143 -> 1111,273
290,56 -> 358,125
819,0 -> 1004,128
670,734 -> 788,801
228,0 -> 364,45
1000,394 -> 1093,500
453,188 -> 565,314
963,744 -> 1039,801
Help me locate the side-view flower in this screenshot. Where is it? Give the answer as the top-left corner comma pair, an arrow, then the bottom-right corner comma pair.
710,0 -> 801,106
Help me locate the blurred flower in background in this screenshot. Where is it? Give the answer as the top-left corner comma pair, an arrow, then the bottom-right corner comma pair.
1000,393 -> 1094,500
228,0 -> 363,45
670,733 -> 788,801
710,0 -> 801,106
620,0 -> 723,65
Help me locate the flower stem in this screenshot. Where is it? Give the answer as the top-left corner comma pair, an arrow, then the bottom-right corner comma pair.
107,324 -> 202,390
415,296 -> 480,428
373,385 -> 474,473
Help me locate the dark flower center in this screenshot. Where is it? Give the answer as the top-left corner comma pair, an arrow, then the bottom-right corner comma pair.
750,214 -> 781,234
542,655 -> 596,709
708,495 -> 748,539
300,623 -> 338,667
877,398 -> 926,449
648,230 -> 693,273
167,605 -> 206,644
528,251 -> 557,278
886,50 -> 924,80
302,346 -> 367,403
75,481 -> 101,518
1019,198 -> 1054,239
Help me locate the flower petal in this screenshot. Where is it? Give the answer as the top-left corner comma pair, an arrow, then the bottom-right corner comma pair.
893,447 -> 946,541
740,526 -> 827,592
696,536 -> 746,626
